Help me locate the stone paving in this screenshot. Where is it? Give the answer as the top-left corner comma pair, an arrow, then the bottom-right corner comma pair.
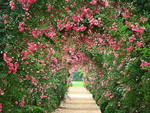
53,87 -> 101,113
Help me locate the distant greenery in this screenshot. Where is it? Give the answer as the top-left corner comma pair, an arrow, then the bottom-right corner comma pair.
72,69 -> 83,81
72,81 -> 84,87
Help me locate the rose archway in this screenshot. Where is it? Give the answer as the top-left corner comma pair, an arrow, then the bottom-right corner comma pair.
0,0 -> 150,113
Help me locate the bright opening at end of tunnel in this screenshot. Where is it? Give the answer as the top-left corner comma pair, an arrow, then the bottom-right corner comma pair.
71,69 -> 85,87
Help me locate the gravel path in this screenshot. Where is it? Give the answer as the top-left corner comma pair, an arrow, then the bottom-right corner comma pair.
53,87 -> 101,113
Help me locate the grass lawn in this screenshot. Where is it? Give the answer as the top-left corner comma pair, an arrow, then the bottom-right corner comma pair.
72,81 -> 84,87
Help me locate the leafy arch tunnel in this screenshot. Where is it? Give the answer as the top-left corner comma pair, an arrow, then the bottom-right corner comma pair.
0,0 -> 150,113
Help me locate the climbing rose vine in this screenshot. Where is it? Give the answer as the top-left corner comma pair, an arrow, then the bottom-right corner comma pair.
0,0 -> 150,113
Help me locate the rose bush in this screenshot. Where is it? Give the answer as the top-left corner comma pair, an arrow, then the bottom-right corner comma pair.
0,0 -> 150,113
0,0 -> 73,112
79,1 -> 150,113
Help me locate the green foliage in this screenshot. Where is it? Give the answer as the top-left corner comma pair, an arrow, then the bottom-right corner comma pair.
99,96 -> 109,113
72,69 -> 83,81
82,0 -> 150,113
0,0 -> 70,112
0,0 -> 150,112
23,105 -> 45,113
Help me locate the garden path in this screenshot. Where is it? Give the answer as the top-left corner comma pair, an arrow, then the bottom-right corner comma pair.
53,87 -> 101,113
